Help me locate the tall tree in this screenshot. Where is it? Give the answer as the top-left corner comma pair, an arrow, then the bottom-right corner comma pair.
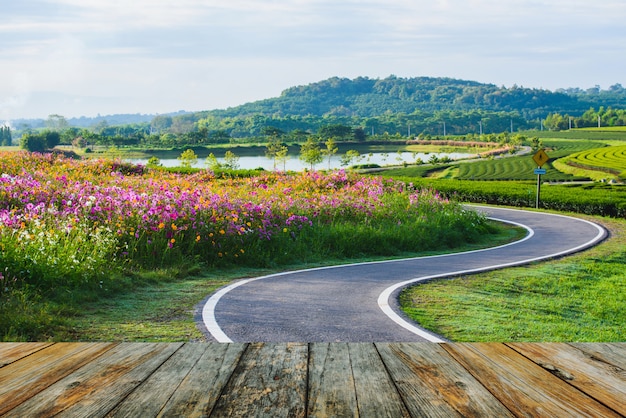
20,133 -> 47,153
299,137 -> 323,170
177,149 -> 198,168
45,114 -> 69,132
322,138 -> 338,169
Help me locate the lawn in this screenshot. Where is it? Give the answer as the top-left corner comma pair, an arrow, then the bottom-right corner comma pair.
400,214 -> 625,342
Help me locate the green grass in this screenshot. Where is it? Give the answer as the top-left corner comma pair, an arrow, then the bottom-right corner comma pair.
399,215 -> 626,342
557,145 -> 626,180
520,129 -> 626,141
0,220 -> 522,342
386,139 -> 607,181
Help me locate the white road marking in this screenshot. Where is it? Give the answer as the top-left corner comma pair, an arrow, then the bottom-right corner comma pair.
202,206 -> 606,343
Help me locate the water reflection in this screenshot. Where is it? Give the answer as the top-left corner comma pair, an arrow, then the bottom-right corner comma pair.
127,151 -> 473,171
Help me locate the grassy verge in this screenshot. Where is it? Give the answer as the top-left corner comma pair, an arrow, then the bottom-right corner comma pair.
399,214 -> 625,342
1,220 -> 522,342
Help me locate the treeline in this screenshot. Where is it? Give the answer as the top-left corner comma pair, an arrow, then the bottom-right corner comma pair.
544,107 -> 626,130
18,110 -> 533,150
204,75 -> 626,119
0,126 -> 11,146
11,76 -> 626,148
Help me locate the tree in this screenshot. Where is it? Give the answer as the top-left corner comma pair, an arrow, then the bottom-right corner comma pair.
177,149 -> 198,168
299,137 -> 323,170
340,149 -> 360,167
147,156 -> 162,167
318,124 -> 353,140
150,115 -> 173,133
223,150 -> 240,170
276,145 -> 290,171
321,138 -> 338,169
261,126 -> 284,138
45,131 -> 61,149
529,137 -> 544,152
206,153 -> 221,170
353,127 -> 367,142
265,138 -> 288,170
20,133 -> 47,153
45,114 -> 69,132
0,126 -> 12,146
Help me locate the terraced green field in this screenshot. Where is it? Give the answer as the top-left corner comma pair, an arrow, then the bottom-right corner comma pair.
560,145 -> 626,180
454,140 -> 605,181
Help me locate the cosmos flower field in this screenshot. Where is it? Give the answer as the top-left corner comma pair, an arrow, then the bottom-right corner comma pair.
0,151 -> 492,294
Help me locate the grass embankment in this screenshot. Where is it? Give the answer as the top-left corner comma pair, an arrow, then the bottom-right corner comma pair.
61,221 -> 522,342
400,214 -> 625,342
554,145 -> 626,181
1,151 -> 496,341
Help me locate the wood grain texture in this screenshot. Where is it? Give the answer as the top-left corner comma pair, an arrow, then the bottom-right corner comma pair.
157,343 -> 246,418
377,342 -> 514,417
5,343 -> 181,417
0,342 -> 116,416
443,343 -> 621,417
210,342 -> 308,417
351,343 -> 410,418
307,343 -> 358,417
570,342 -> 626,370
1,342 -> 624,418
507,342 -> 626,415
106,343 -> 209,417
0,342 -> 52,368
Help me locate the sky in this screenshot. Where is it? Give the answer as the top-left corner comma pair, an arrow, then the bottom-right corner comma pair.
1,0 -> 625,121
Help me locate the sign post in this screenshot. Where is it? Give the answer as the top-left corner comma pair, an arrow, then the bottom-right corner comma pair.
532,149 -> 549,209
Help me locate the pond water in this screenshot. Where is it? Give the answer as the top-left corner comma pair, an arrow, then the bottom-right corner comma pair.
126,151 -> 474,171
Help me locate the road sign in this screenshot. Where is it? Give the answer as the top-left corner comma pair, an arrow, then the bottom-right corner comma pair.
532,149 -> 549,167
534,168 -> 547,175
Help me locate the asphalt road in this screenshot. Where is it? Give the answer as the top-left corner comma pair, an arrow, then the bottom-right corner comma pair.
199,206 -> 606,343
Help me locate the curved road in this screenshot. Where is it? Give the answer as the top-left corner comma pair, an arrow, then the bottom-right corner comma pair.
200,206 -> 606,343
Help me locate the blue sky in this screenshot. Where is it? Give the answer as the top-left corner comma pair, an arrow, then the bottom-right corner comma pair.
2,0 -> 625,120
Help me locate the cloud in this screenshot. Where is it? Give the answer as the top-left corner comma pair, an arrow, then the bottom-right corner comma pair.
1,0 -> 625,119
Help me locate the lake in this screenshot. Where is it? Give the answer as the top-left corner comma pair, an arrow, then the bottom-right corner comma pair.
126,151 -> 474,171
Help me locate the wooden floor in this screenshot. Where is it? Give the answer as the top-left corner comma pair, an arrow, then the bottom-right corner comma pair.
1,342 -> 624,417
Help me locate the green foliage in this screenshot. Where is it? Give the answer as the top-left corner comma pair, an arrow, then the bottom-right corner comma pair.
321,138 -> 338,169
0,126 -> 12,146
177,148 -> 198,168
340,149 -> 361,167
399,218 -> 626,342
147,156 -> 162,167
206,152 -> 220,170
299,137 -> 323,169
265,138 -> 289,170
385,177 -> 626,218
20,133 -> 47,152
223,150 -> 240,170
559,145 -> 626,179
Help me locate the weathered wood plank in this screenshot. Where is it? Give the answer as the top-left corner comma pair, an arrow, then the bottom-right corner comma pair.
377,343 -> 513,417
307,343 -> 358,417
5,342 -> 181,417
156,343 -> 246,418
106,343 -> 210,417
0,342 -> 116,416
507,342 -> 626,415
0,342 -> 53,368
570,342 -> 626,370
210,342 -> 308,417
351,344 -> 410,418
443,343 -> 621,417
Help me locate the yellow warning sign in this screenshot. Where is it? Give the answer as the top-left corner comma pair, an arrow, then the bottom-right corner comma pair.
532,149 -> 549,167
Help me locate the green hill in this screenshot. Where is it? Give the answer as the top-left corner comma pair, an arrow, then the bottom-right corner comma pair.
207,76 -> 625,119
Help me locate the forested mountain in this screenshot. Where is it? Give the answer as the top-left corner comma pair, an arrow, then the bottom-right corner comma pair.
179,76 -> 625,139
207,76 -> 626,119
11,76 -> 626,148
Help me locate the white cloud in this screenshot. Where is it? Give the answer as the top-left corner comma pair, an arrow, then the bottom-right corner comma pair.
1,0 -> 624,119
